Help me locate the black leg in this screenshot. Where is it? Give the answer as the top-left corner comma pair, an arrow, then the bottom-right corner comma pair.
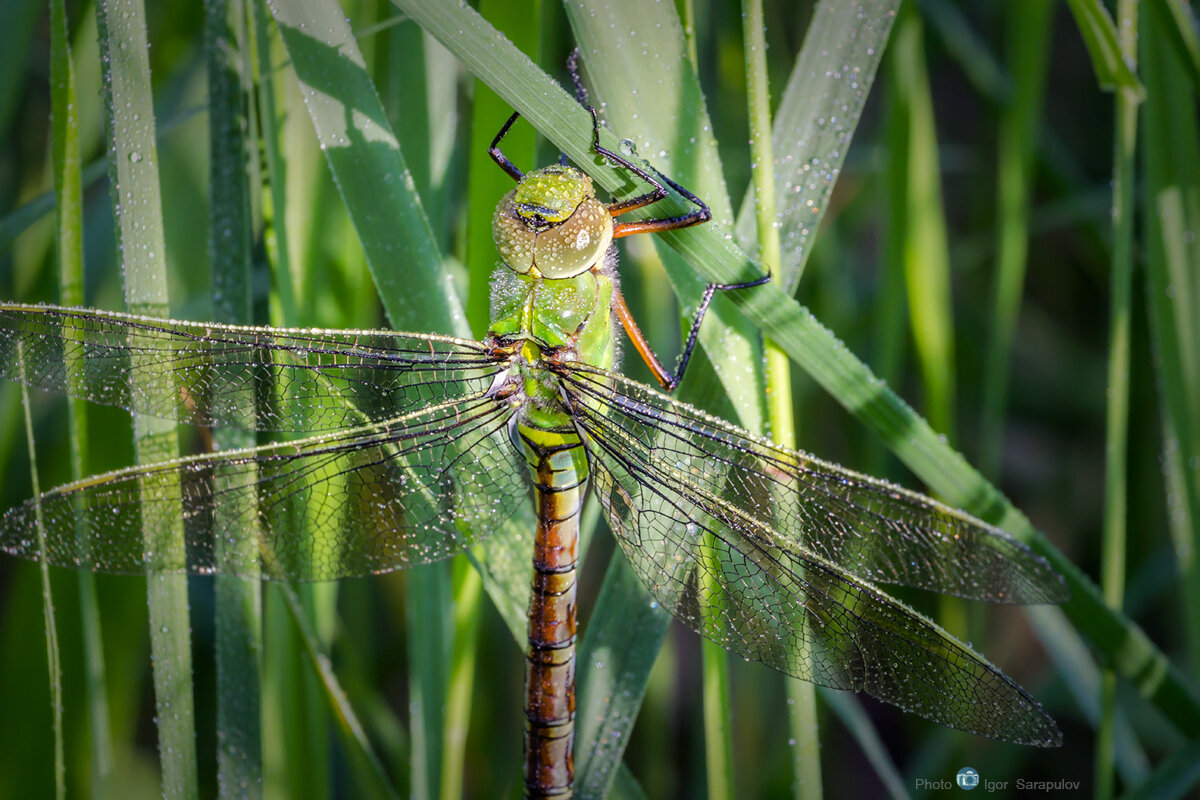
568,47 -> 588,106
667,274 -> 772,391
489,111 -> 525,182
584,107 -> 712,232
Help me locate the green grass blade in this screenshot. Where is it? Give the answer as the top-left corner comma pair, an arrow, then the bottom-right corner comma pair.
574,558 -> 669,799
1064,0 -> 1146,98
887,7 -> 955,439
279,586 -> 402,800
398,0 -> 1200,740
1097,2 -> 1139,797
440,557 -> 482,800
0,0 -> 40,134
735,0 -> 899,292
1144,0 -> 1200,96
1117,738 -> 1200,800
1140,1 -> 1200,676
740,0 -> 822,795
96,1 -> 197,795
266,6 -> 494,798
206,0 -> 264,793
19,350 -> 64,799
564,0 -> 767,434
818,691 -> 909,800
49,0 -> 116,790
701,639 -> 734,800
268,0 -> 464,336
730,2 -> 786,796
979,0 -> 1052,478
251,0 -> 297,325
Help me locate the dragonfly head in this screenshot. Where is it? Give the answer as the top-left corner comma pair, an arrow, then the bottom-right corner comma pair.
493,165 -> 614,280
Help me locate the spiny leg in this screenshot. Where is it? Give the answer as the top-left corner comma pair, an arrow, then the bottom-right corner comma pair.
489,111 -> 525,182
610,272 -> 769,392
583,105 -> 770,391
568,46 -> 589,106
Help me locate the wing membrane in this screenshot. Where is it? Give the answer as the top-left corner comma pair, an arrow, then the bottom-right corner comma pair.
563,367 -> 1062,746
563,366 -> 1065,604
1,394 -> 525,580
0,303 -> 502,433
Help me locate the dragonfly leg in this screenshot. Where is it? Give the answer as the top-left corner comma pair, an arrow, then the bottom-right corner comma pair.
612,273 -> 771,392
567,47 -> 589,106
583,106 -> 712,231
489,111 -> 525,182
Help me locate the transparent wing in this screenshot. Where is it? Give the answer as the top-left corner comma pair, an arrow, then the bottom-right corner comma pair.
562,366 -> 1062,746
0,303 -> 502,433
2,394 -> 526,580
563,366 -> 1066,604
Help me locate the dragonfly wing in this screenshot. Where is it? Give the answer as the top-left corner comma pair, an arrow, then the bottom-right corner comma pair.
564,369 -> 1062,747
0,303 -> 502,433
2,394 -> 526,580
562,367 -> 1066,604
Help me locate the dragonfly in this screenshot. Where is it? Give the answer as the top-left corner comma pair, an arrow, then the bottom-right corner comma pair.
0,101 -> 1066,798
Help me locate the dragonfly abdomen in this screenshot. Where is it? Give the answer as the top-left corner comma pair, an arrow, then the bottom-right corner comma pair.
519,423 -> 587,799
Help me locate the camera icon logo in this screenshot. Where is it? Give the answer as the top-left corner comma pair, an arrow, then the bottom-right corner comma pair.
956,767 -> 980,790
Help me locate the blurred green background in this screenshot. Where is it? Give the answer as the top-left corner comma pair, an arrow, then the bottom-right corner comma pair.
0,0 -> 1198,798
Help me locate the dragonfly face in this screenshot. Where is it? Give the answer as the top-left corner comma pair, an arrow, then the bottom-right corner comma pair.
493,165 -> 615,280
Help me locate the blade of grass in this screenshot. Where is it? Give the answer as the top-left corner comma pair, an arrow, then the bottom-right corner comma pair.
701,641 -> 734,800
1064,0 -> 1146,98
565,0 -> 767,434
1140,0 -> 1200,676
1144,0 -> 1200,97
278,585 -> 402,800
574,559 -> 669,800
19,347 -> 64,799
267,0 -> 464,334
979,0 -> 1052,478
398,0 -> 1200,740
886,8 -> 971,657
96,1 -> 198,795
734,0 -> 900,292
1096,2 -> 1139,797
255,8 -> 332,796
206,0 -> 264,793
1028,606 -> 1148,785
887,6 -> 955,441
441,556 -> 482,800
251,0 -> 297,325
1117,738 -> 1200,800
264,5 -> 506,798
818,691 -> 909,800
50,0 -> 115,790
741,0 -> 822,796
564,5 -> 766,795
448,5 -> 543,796
0,0 -> 40,134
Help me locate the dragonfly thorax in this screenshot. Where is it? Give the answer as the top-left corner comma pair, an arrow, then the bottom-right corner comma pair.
493,165 -> 614,279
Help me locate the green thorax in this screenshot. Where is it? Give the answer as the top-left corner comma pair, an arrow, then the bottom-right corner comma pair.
490,161 -> 618,437
489,266 -> 615,434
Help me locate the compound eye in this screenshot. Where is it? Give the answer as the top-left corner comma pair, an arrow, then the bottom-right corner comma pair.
493,191 -> 535,274
531,197 -> 614,279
